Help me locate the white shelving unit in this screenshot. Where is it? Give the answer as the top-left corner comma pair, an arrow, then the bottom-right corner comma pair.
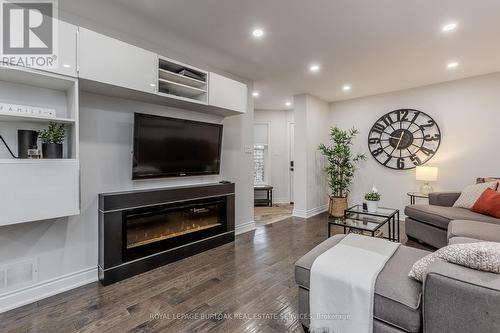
157,57 -> 208,104
0,65 -> 80,226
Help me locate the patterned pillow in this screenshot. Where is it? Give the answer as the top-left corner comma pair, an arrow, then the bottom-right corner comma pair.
408,252 -> 443,282
409,242 -> 500,282
453,182 -> 498,209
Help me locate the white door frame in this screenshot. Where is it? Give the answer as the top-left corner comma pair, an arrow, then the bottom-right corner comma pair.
287,121 -> 295,204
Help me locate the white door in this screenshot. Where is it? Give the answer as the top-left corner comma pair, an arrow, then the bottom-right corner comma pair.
78,28 -> 157,93
289,123 -> 295,204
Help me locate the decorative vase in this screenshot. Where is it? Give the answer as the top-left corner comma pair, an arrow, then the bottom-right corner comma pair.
42,143 -> 63,159
329,196 -> 348,217
366,200 -> 379,213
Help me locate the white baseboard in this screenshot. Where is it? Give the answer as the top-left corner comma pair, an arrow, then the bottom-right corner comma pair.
0,266 -> 97,314
235,220 -> 256,235
293,204 -> 328,219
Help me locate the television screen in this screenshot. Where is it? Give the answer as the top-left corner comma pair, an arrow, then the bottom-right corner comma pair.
132,113 -> 223,179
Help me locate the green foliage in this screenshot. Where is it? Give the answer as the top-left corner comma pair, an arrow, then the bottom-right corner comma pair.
364,191 -> 381,201
38,122 -> 65,144
318,126 -> 366,198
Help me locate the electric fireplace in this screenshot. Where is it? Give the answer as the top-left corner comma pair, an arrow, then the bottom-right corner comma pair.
98,183 -> 235,285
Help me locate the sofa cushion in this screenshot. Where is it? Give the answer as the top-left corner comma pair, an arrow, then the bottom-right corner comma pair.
295,236 -> 430,333
405,205 -> 500,230
449,236 -> 482,245
448,220 -> 500,243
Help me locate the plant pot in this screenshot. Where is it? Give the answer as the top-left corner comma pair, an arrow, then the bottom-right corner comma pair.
366,200 -> 379,213
329,196 -> 348,217
42,143 -> 63,159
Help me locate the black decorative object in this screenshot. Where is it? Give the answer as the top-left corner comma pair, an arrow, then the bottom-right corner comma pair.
42,143 -> 63,159
368,109 -> 441,170
17,130 -> 38,158
0,134 -> 17,158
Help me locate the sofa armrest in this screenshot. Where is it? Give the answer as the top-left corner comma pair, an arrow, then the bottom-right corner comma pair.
428,192 -> 461,207
423,261 -> 500,333
448,220 -> 500,243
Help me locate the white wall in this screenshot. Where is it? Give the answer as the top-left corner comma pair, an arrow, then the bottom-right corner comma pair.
254,109 -> 294,203
329,71 -> 500,213
293,94 -> 330,218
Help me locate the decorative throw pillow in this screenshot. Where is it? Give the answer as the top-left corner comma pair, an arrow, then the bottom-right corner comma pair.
409,242 -> 500,282
437,242 -> 500,273
453,182 -> 498,209
471,188 -> 500,218
408,252 -> 443,282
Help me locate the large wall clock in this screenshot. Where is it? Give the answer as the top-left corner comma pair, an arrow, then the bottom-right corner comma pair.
368,109 -> 441,170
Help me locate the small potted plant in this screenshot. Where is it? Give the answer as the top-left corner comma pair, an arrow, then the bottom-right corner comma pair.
364,188 -> 381,213
38,122 -> 65,159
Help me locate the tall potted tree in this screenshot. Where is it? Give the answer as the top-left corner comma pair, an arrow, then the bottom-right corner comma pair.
319,126 -> 366,217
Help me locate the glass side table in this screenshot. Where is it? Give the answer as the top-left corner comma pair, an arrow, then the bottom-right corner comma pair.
407,192 -> 429,205
344,205 -> 400,242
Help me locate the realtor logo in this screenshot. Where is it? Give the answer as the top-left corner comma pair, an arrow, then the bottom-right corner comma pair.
1,0 -> 58,68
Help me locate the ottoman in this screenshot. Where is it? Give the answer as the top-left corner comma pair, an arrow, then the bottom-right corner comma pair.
295,235 -> 430,333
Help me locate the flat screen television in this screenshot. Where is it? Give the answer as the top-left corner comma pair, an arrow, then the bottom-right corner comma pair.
132,113 -> 223,179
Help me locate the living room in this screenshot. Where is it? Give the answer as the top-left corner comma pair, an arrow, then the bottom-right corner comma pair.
1,1 -> 499,332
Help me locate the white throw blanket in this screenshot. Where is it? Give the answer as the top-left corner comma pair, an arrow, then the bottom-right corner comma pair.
309,234 -> 400,333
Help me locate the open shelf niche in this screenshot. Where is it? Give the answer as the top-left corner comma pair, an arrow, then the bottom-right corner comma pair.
0,65 -> 80,226
157,57 -> 208,104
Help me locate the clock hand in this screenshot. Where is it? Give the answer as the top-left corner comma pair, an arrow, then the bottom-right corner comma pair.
395,132 -> 404,150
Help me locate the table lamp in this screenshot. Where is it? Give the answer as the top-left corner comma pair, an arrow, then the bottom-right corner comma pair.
416,166 -> 438,195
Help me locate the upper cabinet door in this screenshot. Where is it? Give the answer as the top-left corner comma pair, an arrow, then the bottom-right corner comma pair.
208,73 -> 247,113
54,21 -> 78,77
78,28 -> 157,94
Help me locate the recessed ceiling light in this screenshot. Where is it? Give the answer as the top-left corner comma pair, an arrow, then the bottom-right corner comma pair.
309,64 -> 320,72
447,61 -> 459,69
62,64 -> 71,68
285,101 -> 292,107
252,28 -> 264,38
442,22 -> 457,32
342,85 -> 352,91
149,83 -> 156,87
252,91 -> 260,97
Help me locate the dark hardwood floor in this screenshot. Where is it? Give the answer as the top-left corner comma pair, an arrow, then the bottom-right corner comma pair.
0,213 -> 430,333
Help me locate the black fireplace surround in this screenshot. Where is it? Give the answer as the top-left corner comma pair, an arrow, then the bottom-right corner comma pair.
98,183 -> 235,285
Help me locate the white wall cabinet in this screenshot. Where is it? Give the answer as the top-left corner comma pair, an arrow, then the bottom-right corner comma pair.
53,21 -> 78,77
78,28 -> 157,94
0,160 -> 80,226
208,72 -> 248,113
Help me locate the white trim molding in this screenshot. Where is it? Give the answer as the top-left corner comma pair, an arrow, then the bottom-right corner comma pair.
0,267 -> 97,314
235,220 -> 256,235
293,204 -> 328,219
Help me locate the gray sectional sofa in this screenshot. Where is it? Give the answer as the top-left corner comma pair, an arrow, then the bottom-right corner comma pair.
405,191 -> 500,248
295,183 -> 500,332
295,223 -> 500,332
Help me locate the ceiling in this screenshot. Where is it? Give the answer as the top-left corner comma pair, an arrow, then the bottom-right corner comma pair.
61,0 -> 500,110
